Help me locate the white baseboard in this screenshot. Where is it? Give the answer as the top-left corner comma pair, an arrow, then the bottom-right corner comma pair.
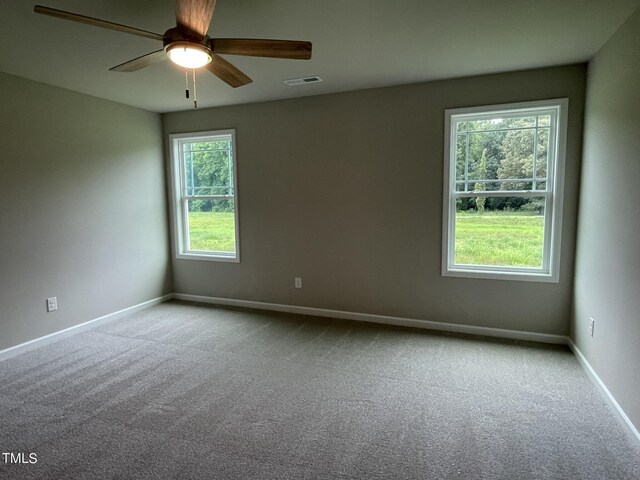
173,293 -> 568,345
3,290 -> 636,447
568,339 -> 640,444
0,294 -> 174,361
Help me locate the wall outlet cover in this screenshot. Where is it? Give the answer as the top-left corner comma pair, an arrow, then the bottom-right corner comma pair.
46,297 -> 57,312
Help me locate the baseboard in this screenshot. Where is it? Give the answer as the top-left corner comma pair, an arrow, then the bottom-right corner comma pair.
4,291 -> 635,446
568,339 -> 640,444
0,294 -> 174,361
173,293 -> 568,345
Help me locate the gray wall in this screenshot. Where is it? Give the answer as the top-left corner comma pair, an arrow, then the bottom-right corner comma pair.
0,73 -> 171,351
163,65 -> 586,335
572,10 -> 640,431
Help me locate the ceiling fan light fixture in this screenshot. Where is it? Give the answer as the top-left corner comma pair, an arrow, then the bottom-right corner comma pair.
166,42 -> 212,69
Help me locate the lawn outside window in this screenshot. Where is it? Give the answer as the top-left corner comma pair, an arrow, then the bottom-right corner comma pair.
442,99 -> 568,282
169,130 -> 240,262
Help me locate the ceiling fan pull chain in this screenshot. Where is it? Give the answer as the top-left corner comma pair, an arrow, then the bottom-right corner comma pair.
185,70 -> 190,99
192,69 -> 198,109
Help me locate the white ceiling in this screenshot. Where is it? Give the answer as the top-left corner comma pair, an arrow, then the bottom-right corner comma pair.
1,0 -> 638,113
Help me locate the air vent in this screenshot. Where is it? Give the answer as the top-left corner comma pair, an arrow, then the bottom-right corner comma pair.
284,76 -> 323,86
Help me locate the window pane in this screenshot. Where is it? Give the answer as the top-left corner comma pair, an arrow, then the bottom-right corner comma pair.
537,115 -> 550,126
456,132 -> 502,190
535,127 -> 549,181
186,199 -> 236,254
468,116 -> 536,131
454,118 -> 539,192
183,140 -> 233,196
466,138 -> 491,183
454,196 -> 545,268
496,128 -> 535,190
455,133 -> 467,181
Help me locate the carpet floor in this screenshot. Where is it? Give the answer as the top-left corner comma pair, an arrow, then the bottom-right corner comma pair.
1,301 -> 639,479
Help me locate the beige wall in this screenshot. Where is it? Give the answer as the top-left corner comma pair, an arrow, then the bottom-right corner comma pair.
0,73 -> 172,351
573,9 -> 640,431
163,64 -> 586,335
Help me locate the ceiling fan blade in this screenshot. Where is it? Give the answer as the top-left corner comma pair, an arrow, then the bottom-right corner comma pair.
109,50 -> 167,72
210,39 -> 312,60
206,54 -> 252,88
175,0 -> 216,39
33,5 -> 164,41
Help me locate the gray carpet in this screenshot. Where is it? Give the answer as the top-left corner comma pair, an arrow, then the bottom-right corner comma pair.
1,301 -> 638,480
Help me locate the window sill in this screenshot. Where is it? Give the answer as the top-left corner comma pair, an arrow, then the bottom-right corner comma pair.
176,252 -> 239,263
443,266 -> 558,283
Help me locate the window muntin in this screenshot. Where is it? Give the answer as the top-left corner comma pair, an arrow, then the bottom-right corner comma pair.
442,100 -> 567,282
170,130 -> 239,262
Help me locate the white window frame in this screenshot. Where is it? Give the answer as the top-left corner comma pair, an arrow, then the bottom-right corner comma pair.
169,129 -> 240,262
442,99 -> 568,282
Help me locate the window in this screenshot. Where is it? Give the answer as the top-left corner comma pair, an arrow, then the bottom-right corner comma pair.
442,99 -> 567,282
169,130 -> 239,261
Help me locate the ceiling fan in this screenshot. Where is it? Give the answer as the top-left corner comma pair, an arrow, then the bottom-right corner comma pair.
33,0 -> 312,92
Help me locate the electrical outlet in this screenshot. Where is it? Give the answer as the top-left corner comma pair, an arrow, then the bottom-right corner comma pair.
294,277 -> 302,289
589,317 -> 595,337
46,297 -> 57,312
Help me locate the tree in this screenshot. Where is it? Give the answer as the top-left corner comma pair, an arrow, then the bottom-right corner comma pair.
497,127 -> 534,191
474,149 -> 487,214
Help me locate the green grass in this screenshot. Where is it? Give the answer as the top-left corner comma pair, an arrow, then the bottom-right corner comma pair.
188,211 -> 236,252
454,213 -> 544,267
188,210 -> 542,267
